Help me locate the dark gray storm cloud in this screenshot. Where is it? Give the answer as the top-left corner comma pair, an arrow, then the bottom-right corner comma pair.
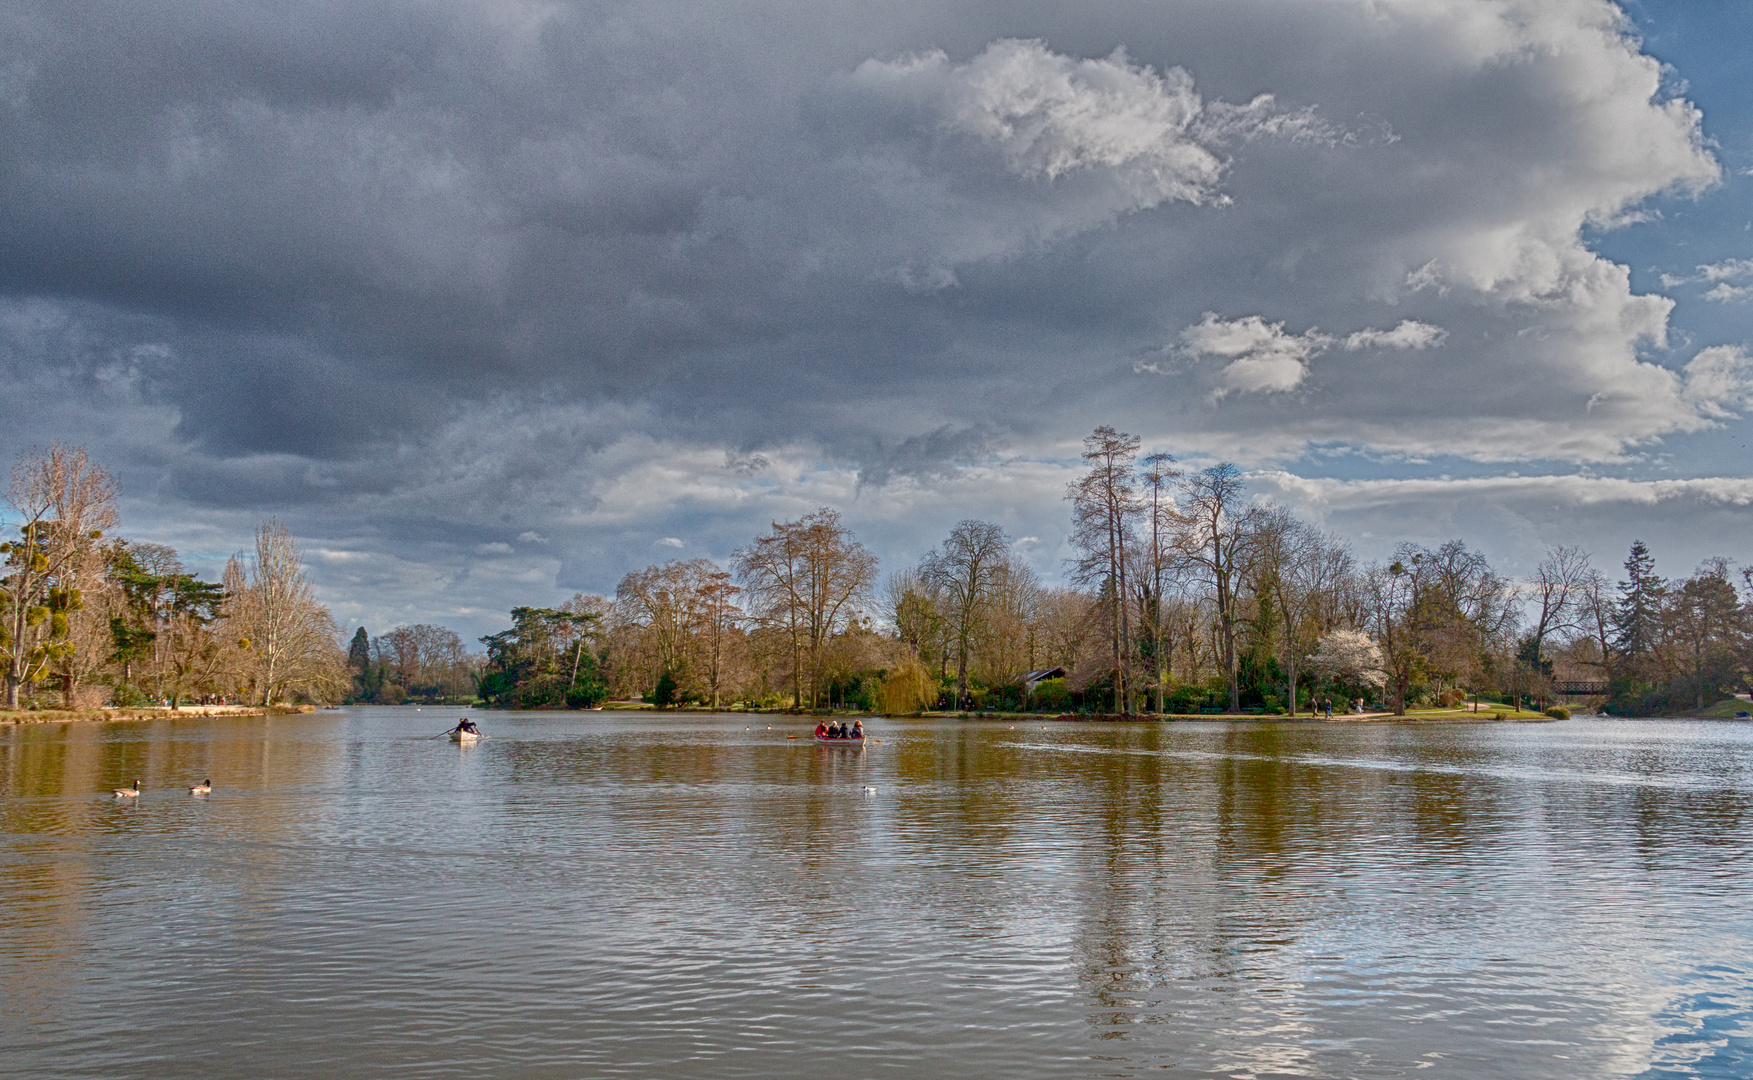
1,0 -> 1747,635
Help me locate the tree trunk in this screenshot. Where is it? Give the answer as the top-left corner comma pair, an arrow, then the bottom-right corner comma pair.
1156,638 -> 1166,715
1287,652 -> 1297,717
1222,611 -> 1238,712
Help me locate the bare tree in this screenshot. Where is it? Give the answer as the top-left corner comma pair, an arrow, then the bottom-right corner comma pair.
0,445 -> 118,708
1524,545 -> 1591,666
1036,587 -> 1099,685
1136,452 -> 1182,713
972,553 -> 1043,689
697,566 -> 741,710
1177,463 -> 1251,713
1363,556 -> 1421,714
734,508 -> 877,708
615,560 -> 712,691
920,520 -> 1010,708
1251,509 -> 1350,716
1067,427 -> 1141,712
1574,567 -> 1615,680
372,623 -> 472,698
1366,541 -> 1512,714
235,520 -> 346,705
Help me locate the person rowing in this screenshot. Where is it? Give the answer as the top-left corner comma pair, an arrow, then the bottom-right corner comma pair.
453,718 -> 479,735
815,720 -> 829,739
851,720 -> 864,739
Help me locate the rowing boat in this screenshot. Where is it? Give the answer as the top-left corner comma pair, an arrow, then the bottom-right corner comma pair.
450,730 -> 480,743
813,735 -> 864,745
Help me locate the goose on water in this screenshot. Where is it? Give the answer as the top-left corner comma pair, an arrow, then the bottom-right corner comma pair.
189,779 -> 212,795
113,780 -> 141,798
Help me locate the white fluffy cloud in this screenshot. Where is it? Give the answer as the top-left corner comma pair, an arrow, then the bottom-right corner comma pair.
1704,284 -> 1753,303
1178,314 -> 1446,397
1661,258 -> 1753,302
843,36 -> 1332,265
1342,320 -> 1447,352
856,39 -> 1225,209
1178,314 -> 1327,396
1680,346 -> 1753,419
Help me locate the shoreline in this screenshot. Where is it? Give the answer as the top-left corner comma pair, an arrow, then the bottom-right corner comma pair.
1,704 -> 319,725
935,709 -> 1556,724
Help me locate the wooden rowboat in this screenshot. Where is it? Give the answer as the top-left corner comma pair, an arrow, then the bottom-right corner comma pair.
449,730 -> 480,743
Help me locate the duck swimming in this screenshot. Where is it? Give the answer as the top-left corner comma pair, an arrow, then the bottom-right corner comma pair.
112,780 -> 141,798
189,779 -> 212,795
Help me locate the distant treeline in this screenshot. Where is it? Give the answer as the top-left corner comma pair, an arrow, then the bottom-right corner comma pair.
0,445 -> 347,710
469,427 -> 1753,716
344,623 -> 478,705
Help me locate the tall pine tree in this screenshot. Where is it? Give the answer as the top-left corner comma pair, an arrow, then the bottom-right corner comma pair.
1612,541 -> 1663,679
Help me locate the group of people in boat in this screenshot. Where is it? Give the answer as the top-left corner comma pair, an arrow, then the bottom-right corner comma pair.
815,719 -> 864,740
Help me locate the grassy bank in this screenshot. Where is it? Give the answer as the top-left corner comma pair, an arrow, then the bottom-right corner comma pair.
1679,698 -> 1752,720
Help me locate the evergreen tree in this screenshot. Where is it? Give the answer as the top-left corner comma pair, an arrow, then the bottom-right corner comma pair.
1612,541 -> 1664,676
347,627 -> 370,673
651,669 -> 678,708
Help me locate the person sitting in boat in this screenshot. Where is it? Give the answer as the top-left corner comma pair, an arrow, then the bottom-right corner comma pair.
815,721 -> 829,739
455,718 -> 479,735
851,720 -> 864,739
826,721 -> 842,738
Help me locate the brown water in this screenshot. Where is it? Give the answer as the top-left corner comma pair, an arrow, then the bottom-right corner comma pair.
3,710 -> 1751,1078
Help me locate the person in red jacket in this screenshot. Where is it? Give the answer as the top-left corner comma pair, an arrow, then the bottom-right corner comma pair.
814,720 -> 828,739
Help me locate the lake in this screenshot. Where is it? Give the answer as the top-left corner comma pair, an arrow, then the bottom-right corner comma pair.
3,710 -> 1751,1078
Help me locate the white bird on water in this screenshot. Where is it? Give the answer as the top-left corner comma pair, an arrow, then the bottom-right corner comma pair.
112,780 -> 140,798
190,779 -> 212,795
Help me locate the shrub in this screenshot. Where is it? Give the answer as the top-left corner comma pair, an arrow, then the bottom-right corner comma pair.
651,670 -> 678,708
566,678 -> 607,709
1028,678 -> 1072,712
1166,683 -> 1211,714
1544,705 -> 1570,720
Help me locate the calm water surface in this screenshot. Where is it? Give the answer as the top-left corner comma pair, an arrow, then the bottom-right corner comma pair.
4,710 -> 1752,1078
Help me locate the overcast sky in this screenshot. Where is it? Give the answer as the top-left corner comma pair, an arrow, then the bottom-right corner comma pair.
2,0 -> 1750,641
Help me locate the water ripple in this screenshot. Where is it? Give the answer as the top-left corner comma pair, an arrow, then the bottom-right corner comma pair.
3,712 -> 1752,1078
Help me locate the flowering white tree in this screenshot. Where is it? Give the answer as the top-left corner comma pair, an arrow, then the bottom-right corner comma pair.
1309,629 -> 1386,691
